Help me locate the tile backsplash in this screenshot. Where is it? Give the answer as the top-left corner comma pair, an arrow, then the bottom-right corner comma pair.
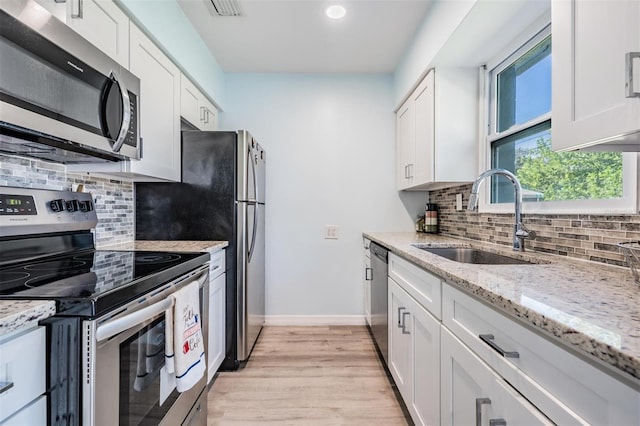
429,184 -> 640,267
0,155 -> 134,246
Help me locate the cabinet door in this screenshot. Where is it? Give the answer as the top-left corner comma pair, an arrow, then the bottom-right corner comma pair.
129,24 -> 181,182
66,0 -> 129,68
408,292 -> 440,426
201,99 -> 218,131
441,327 -> 552,426
412,70 -> 434,185
388,279 -> 412,398
208,272 -> 226,383
180,74 -> 204,130
396,99 -> 414,190
552,0 -> 640,150
1,395 -> 46,426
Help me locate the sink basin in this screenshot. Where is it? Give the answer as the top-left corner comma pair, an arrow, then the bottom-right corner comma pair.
414,246 -> 533,265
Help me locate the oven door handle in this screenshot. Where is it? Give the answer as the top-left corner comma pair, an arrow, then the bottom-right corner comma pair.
95,268 -> 209,343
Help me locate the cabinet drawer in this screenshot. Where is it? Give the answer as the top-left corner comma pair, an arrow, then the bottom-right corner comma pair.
389,253 -> 441,319
0,327 -> 46,422
209,249 -> 225,280
442,283 -> 640,425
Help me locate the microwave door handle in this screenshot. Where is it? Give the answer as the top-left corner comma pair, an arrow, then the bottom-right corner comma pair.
95,268 -> 209,342
109,71 -> 131,153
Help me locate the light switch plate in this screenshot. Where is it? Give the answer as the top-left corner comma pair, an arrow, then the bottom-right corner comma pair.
456,193 -> 463,211
324,225 -> 339,239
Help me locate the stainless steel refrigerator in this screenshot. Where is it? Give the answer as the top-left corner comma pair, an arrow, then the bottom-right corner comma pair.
135,130 -> 265,370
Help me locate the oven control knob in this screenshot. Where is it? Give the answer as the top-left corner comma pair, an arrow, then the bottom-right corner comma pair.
79,200 -> 94,212
50,199 -> 65,212
65,199 -> 80,212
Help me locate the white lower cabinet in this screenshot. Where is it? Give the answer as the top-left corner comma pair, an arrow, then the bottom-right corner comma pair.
0,327 -> 46,425
440,327 -> 552,426
380,248 -> 640,426
207,249 -> 226,384
389,278 -> 440,426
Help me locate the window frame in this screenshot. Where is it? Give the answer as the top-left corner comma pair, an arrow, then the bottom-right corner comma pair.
478,24 -> 638,215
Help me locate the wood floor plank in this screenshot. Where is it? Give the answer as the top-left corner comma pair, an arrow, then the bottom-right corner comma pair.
207,326 -> 409,425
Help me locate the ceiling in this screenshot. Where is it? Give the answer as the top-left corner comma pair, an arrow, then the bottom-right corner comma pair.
177,0 -> 434,73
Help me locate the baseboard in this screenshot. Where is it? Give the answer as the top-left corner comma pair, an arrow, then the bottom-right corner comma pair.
264,315 -> 367,326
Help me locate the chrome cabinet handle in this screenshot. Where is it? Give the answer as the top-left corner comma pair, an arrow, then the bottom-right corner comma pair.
490,419 -> 507,426
408,163 -> 414,178
626,52 -> 640,98
109,71 -> 131,153
71,0 -> 83,19
365,267 -> 372,281
479,334 -> 519,358
0,381 -> 14,395
475,398 -> 491,426
200,106 -> 206,122
397,307 -> 405,327
204,108 -> 210,124
401,311 -> 410,334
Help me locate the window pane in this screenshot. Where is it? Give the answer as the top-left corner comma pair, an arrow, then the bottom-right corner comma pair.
497,36 -> 551,132
491,121 -> 624,204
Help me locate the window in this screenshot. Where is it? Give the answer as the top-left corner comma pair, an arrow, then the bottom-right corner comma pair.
483,26 -> 635,214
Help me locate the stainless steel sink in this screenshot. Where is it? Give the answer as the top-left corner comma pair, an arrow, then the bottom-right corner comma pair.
414,246 -> 533,265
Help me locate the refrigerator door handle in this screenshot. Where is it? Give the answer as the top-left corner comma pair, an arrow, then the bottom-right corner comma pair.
250,144 -> 259,202
248,203 -> 258,262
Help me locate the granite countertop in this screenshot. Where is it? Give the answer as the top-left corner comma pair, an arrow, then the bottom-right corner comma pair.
0,300 -> 56,338
364,231 -> 640,386
97,240 -> 228,252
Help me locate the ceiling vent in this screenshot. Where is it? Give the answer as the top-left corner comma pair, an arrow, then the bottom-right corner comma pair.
209,0 -> 243,16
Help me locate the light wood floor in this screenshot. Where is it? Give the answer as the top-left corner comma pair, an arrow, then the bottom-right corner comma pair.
207,326 -> 410,425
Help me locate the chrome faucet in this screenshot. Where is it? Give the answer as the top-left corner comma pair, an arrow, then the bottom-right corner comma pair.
468,168 -> 533,252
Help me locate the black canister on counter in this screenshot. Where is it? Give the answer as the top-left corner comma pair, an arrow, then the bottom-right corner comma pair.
425,203 -> 439,233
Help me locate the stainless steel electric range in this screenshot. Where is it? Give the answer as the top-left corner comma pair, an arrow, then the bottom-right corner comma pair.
0,187 -> 210,426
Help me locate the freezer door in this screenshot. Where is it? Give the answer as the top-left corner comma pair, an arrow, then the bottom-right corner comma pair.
236,202 -> 265,361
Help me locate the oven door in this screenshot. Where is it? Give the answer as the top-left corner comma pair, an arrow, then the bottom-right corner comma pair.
83,265 -> 209,426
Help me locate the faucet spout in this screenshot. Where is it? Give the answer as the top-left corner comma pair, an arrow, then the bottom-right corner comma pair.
468,168 -> 530,252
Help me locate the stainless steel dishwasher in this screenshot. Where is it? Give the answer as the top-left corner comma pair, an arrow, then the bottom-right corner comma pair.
370,242 -> 389,364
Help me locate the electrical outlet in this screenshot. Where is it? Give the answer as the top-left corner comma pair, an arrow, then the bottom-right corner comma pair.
324,225 -> 339,239
456,193 -> 463,211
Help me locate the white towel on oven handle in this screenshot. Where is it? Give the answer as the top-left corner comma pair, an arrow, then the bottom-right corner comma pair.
164,281 -> 206,392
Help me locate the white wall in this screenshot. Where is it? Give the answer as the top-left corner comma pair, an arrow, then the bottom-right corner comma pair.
117,0 -> 226,108
222,74 -> 425,322
393,0 -> 476,107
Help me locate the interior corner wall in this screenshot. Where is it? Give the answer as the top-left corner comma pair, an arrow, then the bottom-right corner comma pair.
392,0 -> 476,107
221,73 -> 426,318
116,0 -> 226,108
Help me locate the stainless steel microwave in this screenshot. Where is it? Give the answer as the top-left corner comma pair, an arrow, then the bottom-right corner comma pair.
0,0 -> 140,164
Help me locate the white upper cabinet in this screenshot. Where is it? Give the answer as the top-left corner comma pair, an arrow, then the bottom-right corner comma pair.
35,0 -> 129,67
552,0 -> 640,151
68,23 -> 182,181
180,74 -> 218,131
396,68 -> 478,191
128,24 -> 181,181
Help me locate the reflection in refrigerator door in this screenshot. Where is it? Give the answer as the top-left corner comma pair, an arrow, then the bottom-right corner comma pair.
135,130 -> 266,370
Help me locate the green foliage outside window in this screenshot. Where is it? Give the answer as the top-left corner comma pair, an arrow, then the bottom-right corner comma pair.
516,138 -> 623,202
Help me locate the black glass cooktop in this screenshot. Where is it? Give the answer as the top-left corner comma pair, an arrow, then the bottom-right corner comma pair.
0,250 -> 209,317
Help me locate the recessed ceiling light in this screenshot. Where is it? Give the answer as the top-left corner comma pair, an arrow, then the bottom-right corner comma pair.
326,5 -> 346,20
